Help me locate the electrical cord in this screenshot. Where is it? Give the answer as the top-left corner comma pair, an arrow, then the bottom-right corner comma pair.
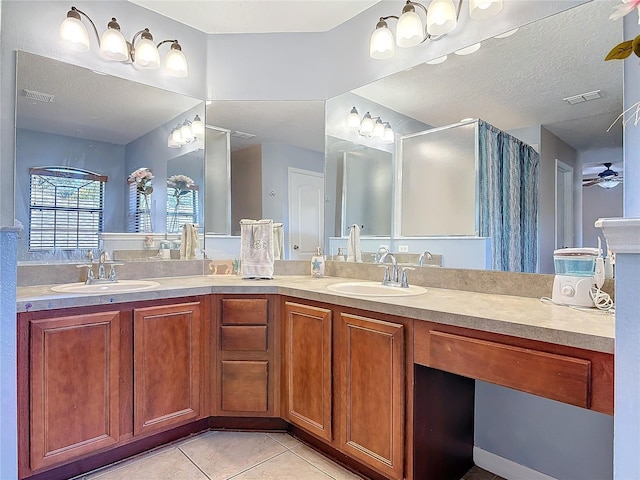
540,294 -> 615,315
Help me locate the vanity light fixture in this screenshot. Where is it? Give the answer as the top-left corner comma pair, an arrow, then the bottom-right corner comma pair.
347,108 -> 394,143
167,115 -> 203,149
369,0 -> 502,60
59,6 -> 188,77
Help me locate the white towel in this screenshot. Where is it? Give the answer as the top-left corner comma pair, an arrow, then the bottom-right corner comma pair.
240,219 -> 274,279
273,223 -> 284,260
347,224 -> 362,262
180,223 -> 199,259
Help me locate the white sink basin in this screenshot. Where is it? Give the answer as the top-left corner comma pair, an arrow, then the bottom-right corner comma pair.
326,281 -> 427,297
51,280 -> 161,295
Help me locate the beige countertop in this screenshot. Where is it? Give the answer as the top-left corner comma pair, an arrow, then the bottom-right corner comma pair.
16,274 -> 615,354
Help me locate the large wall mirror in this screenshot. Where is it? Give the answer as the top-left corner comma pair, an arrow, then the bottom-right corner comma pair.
15,51 -> 208,262
325,1 -> 623,271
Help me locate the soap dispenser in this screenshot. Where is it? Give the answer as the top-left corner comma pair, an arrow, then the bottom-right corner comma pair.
311,247 -> 325,278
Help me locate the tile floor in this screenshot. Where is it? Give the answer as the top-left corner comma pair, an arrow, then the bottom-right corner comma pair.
75,431 -> 502,480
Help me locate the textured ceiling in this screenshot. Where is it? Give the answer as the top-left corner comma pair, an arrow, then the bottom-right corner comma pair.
353,1 -> 623,155
16,52 -> 201,145
127,0 -> 379,33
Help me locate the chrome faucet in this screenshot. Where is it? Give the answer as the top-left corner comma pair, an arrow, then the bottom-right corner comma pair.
98,250 -> 107,279
373,246 -> 389,263
79,250 -> 122,284
418,251 -> 433,266
379,252 -> 399,285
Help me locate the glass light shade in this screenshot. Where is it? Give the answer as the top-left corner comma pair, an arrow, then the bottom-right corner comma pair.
100,28 -> 129,61
426,55 -> 447,65
167,133 -> 181,148
373,118 -> 385,138
191,115 -> 204,137
454,42 -> 482,55
396,10 -> 424,47
347,107 -> 360,128
598,179 -> 620,189
359,113 -> 374,136
180,123 -> 194,143
134,37 -> 160,69
469,0 -> 503,19
59,16 -> 90,52
172,127 -> 184,145
369,26 -> 395,59
426,0 -> 457,36
165,47 -> 188,77
382,124 -> 394,143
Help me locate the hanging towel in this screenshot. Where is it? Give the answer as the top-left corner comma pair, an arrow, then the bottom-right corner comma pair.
273,223 -> 284,260
347,224 -> 362,262
180,223 -> 200,259
240,219 -> 274,279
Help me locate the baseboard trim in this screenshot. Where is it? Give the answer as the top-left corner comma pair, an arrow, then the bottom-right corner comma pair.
473,447 -> 558,480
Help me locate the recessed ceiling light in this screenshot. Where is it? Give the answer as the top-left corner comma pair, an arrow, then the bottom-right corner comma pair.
494,28 -> 518,39
454,43 -> 481,55
426,55 -> 448,65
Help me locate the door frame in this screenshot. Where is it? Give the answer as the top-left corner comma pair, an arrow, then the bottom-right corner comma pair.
287,167 -> 325,260
555,159 -> 574,250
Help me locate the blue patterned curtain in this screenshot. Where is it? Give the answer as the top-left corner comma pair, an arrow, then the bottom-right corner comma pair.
478,120 -> 539,272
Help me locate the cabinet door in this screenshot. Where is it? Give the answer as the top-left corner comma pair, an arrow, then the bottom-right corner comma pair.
337,313 -> 404,480
133,302 -> 201,436
283,302 -> 332,441
30,311 -> 120,471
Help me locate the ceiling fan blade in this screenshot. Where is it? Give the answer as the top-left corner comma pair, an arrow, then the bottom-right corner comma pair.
582,179 -> 600,187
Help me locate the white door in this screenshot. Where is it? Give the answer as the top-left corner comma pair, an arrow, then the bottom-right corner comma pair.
555,159 -> 574,249
288,168 -> 324,260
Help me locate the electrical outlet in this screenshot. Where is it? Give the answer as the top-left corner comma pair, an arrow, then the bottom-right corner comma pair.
398,245 -> 409,253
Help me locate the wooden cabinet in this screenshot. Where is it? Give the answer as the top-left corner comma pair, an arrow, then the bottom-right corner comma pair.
29,311 -> 121,471
215,297 -> 278,416
283,302 -> 333,441
336,313 -> 405,480
133,301 -> 202,436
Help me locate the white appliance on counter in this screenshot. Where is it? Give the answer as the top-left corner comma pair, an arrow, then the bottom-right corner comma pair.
552,247 -> 605,307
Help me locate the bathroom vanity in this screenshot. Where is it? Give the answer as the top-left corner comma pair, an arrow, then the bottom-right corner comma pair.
16,274 -> 614,480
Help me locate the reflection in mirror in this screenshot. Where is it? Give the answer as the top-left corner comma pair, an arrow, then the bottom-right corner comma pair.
326,1 -> 623,272
15,51 -> 205,262
399,122 -> 478,236
166,152 -> 203,233
206,101 -> 325,259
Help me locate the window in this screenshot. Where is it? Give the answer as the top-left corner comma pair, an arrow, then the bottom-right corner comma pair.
167,186 -> 199,233
128,183 -> 153,233
29,167 -> 107,251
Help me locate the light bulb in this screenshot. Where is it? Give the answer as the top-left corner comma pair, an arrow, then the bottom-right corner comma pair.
59,11 -> 90,52
396,7 -> 424,47
99,19 -> 129,62
369,20 -> 395,59
426,0 -> 457,36
347,107 -> 360,128
164,42 -> 188,77
134,34 -> 160,69
359,112 -> 374,136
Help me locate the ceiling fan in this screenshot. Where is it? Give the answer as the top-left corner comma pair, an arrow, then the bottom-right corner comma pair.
582,163 -> 623,189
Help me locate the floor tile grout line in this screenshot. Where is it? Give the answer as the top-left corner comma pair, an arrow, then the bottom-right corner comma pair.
225,450 -> 292,480
265,432 -> 305,451
177,446 -> 213,480
288,448 -> 359,480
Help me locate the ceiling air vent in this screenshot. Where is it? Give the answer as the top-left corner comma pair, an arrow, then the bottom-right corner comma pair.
231,130 -> 256,139
562,90 -> 602,105
23,89 -> 55,103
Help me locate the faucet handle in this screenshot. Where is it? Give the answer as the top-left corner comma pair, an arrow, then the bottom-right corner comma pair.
400,267 -> 415,288
379,265 -> 391,284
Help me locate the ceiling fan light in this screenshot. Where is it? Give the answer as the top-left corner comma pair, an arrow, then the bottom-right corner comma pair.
598,179 -> 620,189
370,20 -> 395,59
347,107 -> 361,128
59,11 -> 90,52
469,0 -> 503,19
99,19 -> 129,61
164,41 -> 188,77
134,35 -> 160,69
426,0 -> 457,36
396,7 -> 424,47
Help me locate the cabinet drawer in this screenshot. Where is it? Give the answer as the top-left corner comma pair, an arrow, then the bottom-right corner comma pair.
221,299 -> 268,325
221,361 -> 269,412
425,330 -> 591,408
221,325 -> 267,351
